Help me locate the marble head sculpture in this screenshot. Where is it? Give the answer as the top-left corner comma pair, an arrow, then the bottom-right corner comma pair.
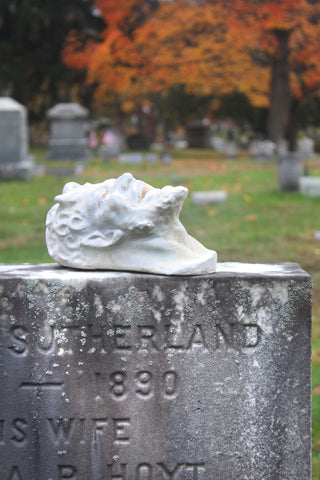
46,173 -> 217,275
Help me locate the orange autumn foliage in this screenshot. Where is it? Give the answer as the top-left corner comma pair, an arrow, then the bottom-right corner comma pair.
230,0 -> 320,98
63,0 -> 320,124
63,0 -> 158,103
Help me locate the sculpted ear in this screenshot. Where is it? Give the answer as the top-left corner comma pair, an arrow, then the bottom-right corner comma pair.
81,229 -> 124,248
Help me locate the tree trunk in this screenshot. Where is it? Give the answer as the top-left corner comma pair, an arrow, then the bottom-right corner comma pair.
267,29 -> 292,146
286,97 -> 300,152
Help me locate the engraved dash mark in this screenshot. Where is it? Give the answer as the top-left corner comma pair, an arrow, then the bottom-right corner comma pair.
19,382 -> 64,390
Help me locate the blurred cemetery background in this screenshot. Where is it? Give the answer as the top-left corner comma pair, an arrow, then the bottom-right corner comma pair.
1,0 -> 320,476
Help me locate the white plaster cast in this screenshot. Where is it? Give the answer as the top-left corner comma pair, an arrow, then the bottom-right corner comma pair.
45,173 -> 217,275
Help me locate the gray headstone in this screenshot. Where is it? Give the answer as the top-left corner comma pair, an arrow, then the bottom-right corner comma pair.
211,136 -> 226,152
249,140 -> 276,161
298,137 -> 315,160
224,141 -> 238,158
191,190 -> 227,205
0,97 -> 35,180
299,176 -> 320,196
0,263 -> 311,480
278,153 -> 303,191
161,152 -> 172,165
173,139 -> 188,150
145,153 -> 158,164
46,103 -> 92,161
186,120 -> 211,148
118,153 -> 143,164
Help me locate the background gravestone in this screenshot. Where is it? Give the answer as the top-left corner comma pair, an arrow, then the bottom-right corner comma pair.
46,102 -> 92,161
278,152 -> 303,191
211,136 -> 226,152
224,140 -> 238,158
0,262 -> 311,480
298,136 -> 315,160
249,140 -> 276,161
186,120 -> 211,148
0,97 -> 35,180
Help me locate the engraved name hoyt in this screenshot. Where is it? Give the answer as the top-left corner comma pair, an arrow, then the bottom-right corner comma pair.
6,463 -> 206,480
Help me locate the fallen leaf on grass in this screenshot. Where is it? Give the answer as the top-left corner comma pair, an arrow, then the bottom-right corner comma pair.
22,198 -> 30,205
243,194 -> 251,203
313,386 -> 320,394
208,210 -> 215,216
0,242 -> 8,250
234,183 -> 243,193
245,214 -> 257,221
38,197 -> 47,205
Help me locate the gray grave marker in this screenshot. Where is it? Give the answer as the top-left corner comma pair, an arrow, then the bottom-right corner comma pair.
0,262 -> 311,480
249,140 -> 276,161
224,140 -> 238,158
0,97 -> 35,180
299,176 -> 320,196
211,136 -> 226,152
46,103 -> 92,161
118,153 -> 143,164
145,153 -> 158,164
191,190 -> 227,205
298,136 -> 315,159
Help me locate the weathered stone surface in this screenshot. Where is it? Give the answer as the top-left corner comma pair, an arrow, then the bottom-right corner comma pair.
0,263 -> 311,480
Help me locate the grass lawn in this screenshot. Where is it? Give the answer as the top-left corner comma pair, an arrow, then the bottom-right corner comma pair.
1,147 -> 320,476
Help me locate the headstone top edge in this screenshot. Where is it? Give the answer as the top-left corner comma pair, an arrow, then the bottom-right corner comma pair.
0,262 -> 310,280
0,96 -> 26,112
47,102 -> 89,119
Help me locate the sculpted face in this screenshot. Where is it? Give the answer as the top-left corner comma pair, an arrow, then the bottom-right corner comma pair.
46,173 -> 217,275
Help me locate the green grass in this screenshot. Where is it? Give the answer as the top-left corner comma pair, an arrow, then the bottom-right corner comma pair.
1,147 -> 320,477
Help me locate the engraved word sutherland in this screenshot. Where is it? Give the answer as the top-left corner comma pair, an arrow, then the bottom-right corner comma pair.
0,263 -> 312,480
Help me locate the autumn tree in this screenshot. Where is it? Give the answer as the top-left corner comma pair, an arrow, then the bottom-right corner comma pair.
64,1 -> 159,106
64,0 -> 320,148
229,0 -> 320,149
